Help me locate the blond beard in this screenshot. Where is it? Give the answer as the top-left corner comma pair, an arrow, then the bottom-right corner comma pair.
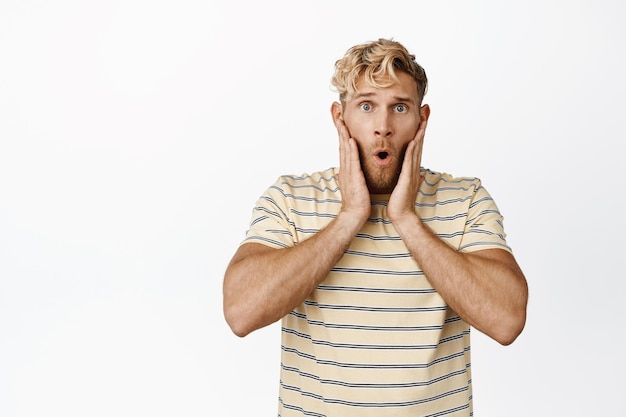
360,157 -> 402,194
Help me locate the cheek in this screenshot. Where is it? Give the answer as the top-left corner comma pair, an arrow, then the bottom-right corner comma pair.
344,115 -> 370,139
401,117 -> 421,138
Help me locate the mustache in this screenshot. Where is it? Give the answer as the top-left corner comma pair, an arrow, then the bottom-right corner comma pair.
355,141 -> 410,165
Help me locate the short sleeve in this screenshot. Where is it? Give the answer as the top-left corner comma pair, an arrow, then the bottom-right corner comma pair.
458,180 -> 512,253
241,176 -> 297,249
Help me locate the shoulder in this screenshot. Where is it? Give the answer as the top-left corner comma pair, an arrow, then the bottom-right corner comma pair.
272,167 -> 339,194
422,168 -> 482,194
262,167 -> 341,208
276,167 -> 338,185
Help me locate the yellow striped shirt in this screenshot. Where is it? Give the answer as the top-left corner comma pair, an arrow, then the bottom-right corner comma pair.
243,167 -> 511,417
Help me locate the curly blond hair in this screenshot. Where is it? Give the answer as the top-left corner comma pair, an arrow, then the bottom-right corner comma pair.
331,38 -> 428,104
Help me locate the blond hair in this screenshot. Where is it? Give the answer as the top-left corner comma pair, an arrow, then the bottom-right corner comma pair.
331,38 -> 428,104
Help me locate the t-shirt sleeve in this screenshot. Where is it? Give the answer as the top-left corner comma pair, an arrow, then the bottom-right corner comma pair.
458,179 -> 512,253
241,176 -> 297,249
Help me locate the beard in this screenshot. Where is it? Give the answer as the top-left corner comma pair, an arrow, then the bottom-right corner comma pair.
359,146 -> 406,195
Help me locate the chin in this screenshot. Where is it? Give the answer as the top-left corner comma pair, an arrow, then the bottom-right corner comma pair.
365,174 -> 398,194
364,168 -> 400,194
362,161 -> 401,194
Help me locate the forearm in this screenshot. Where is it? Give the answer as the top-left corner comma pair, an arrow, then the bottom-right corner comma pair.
223,211 -> 365,337
393,214 -> 528,345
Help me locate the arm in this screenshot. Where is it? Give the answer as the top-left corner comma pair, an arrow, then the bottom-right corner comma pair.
388,123 -> 528,345
223,121 -> 370,337
223,211 -> 364,337
391,214 -> 528,345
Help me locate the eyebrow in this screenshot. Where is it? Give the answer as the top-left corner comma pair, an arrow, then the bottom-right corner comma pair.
352,92 -> 414,103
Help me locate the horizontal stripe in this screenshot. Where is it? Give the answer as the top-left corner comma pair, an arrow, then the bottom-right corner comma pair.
316,285 -> 436,294
281,344 -> 470,369
281,364 -> 468,389
303,300 -> 446,313
280,383 -> 469,408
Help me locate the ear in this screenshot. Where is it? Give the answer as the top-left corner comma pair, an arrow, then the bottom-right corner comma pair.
331,101 -> 343,125
420,104 -> 431,122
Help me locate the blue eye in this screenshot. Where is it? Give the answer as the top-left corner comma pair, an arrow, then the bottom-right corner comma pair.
360,103 -> 372,111
395,104 -> 407,113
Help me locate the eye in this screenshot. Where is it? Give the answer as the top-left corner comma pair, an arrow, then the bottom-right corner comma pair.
360,102 -> 372,112
395,104 -> 408,113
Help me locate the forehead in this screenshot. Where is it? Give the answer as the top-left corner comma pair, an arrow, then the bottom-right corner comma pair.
352,71 -> 419,103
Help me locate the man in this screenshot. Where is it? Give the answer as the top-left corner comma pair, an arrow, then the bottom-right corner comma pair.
223,38 -> 528,416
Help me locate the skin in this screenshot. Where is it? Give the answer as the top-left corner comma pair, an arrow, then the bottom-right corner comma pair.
223,71 -> 528,345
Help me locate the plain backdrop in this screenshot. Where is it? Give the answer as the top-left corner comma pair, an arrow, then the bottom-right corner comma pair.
1,1 -> 624,415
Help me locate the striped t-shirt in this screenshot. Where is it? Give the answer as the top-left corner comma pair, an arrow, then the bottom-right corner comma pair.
242,167 -> 511,417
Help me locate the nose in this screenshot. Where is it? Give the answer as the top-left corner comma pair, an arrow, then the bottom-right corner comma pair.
374,111 -> 393,137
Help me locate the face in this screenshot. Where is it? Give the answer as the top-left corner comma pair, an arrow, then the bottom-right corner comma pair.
332,71 -> 429,194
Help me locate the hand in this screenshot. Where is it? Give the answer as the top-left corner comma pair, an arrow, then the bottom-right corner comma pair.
335,118 -> 371,224
387,118 -> 428,223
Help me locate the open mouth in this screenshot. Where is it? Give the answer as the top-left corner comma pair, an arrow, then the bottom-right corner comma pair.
373,150 -> 392,167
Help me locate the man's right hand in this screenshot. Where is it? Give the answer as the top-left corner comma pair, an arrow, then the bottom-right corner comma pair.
335,117 -> 371,226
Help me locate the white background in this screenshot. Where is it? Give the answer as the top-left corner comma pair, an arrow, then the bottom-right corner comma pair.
1,1 -> 624,415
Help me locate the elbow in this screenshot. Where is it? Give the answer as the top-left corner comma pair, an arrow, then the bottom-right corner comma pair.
228,324 -> 252,339
223,303 -> 254,338
223,274 -> 256,338
495,278 -> 529,346
494,308 -> 527,346
224,315 -> 252,338
495,324 -> 524,346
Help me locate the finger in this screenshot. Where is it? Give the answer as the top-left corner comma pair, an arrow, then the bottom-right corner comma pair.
348,138 -> 361,175
414,118 -> 428,142
412,120 -> 426,171
336,119 -> 350,152
398,140 -> 415,184
399,139 -> 422,188
412,139 -> 423,180
337,120 -> 359,176
337,119 -> 350,175
335,117 -> 351,141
